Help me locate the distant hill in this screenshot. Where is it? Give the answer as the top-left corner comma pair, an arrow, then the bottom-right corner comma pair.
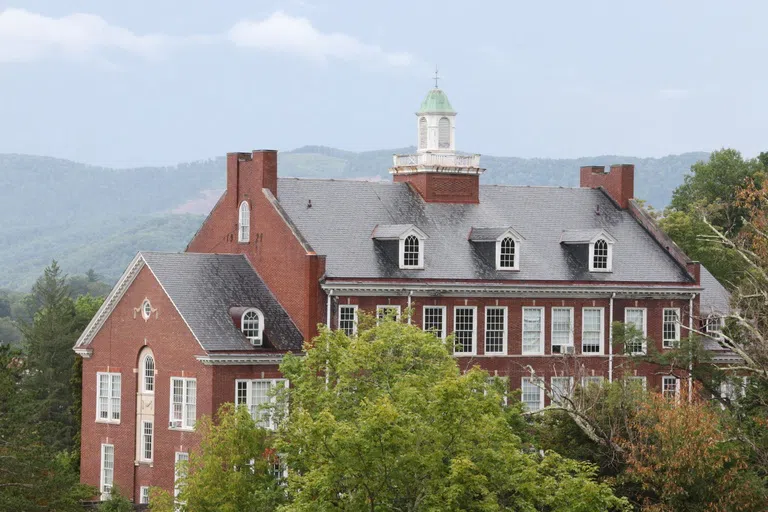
0,148 -> 708,290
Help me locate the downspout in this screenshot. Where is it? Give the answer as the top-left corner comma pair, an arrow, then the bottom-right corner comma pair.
326,290 -> 333,328
407,291 -> 413,325
688,293 -> 695,402
608,293 -> 615,382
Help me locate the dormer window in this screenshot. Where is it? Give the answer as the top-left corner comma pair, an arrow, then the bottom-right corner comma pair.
241,308 -> 264,346
468,227 -> 523,271
561,229 -> 615,273
499,237 -> 515,268
238,201 -> 250,243
403,235 -> 420,267
589,238 -> 613,272
371,224 -> 427,270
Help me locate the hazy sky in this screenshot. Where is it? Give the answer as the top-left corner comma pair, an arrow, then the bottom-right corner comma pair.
0,0 -> 765,167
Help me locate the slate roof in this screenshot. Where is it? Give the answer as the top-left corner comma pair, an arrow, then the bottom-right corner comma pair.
700,266 -> 731,316
371,224 -> 417,239
141,252 -> 303,352
276,179 -> 692,283
560,229 -> 607,244
467,227 -> 514,242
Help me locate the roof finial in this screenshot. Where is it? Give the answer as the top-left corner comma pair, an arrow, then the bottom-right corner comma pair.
433,65 -> 440,88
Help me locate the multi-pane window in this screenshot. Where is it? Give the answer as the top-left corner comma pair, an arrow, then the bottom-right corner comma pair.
550,376 -> 573,405
720,377 -> 747,403
423,306 -> 446,339
521,377 -> 544,412
338,305 -> 358,336
100,444 -> 114,500
269,455 -> 288,483
582,308 -> 604,354
522,307 -> 544,354
238,201 -> 250,243
376,305 -> 401,323
706,316 -> 724,341
170,377 -> 196,429
140,486 -> 150,504
241,308 -> 264,346
662,376 -> 680,400
97,372 -> 121,423
141,421 -> 153,462
453,307 -> 476,354
592,239 -> 609,270
624,308 -> 647,354
484,307 -> 507,354
174,452 -> 189,501
551,307 -> 574,352
581,376 -> 604,388
236,379 -> 288,430
403,235 -> 420,267
662,308 -> 681,348
142,299 -> 152,320
143,354 -> 155,393
624,375 -> 647,391
498,237 -> 516,269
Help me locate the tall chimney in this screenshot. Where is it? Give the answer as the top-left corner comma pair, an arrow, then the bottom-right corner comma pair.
226,150 -> 278,206
579,164 -> 634,209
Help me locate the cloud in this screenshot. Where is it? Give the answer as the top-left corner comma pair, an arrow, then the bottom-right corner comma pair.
0,8 -> 173,63
658,88 -> 690,100
228,11 -> 413,67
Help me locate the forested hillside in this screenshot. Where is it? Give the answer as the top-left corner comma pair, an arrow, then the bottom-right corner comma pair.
0,148 -> 709,289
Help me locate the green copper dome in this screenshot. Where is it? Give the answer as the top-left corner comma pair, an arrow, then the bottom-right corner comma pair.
418,88 -> 455,114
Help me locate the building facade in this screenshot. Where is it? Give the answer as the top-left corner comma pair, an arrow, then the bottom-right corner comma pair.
75,86 -> 730,502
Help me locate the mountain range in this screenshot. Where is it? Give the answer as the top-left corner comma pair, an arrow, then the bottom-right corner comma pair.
0,147 -> 708,290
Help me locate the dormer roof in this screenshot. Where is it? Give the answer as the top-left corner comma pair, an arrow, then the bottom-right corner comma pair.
371,224 -> 427,240
468,227 -> 525,242
560,229 -> 616,245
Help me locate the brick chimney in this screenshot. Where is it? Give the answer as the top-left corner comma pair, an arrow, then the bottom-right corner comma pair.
579,164 -> 634,209
226,150 -> 278,206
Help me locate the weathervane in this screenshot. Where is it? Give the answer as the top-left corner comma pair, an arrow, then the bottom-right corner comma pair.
433,66 -> 440,88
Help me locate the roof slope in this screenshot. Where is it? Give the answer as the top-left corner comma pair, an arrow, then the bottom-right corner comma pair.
141,252 -> 303,352
276,179 -> 691,283
699,266 -> 731,315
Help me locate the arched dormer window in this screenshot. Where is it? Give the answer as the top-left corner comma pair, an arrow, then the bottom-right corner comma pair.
590,238 -> 611,272
438,117 -> 450,149
497,237 -> 518,270
419,117 -> 427,149
241,308 -> 265,346
238,201 -> 250,243
141,352 -> 155,393
399,229 -> 426,269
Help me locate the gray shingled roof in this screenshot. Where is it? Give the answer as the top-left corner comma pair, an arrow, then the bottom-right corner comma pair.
468,227 -> 512,242
700,266 -> 731,316
560,229 -> 606,244
371,224 -> 417,239
141,252 -> 303,352
276,179 -> 692,283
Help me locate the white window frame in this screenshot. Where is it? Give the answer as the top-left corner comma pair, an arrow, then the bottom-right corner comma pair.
241,308 -> 265,346
174,451 -> 189,502
235,379 -> 289,430
376,305 -> 401,324
495,230 -> 523,271
662,308 -> 681,349
141,420 -> 153,462
720,377 -> 748,403
550,376 -> 573,405
581,307 -> 604,355
398,228 -> 426,270
423,305 -> 447,339
141,299 -> 152,320
453,306 -> 477,355
581,375 -> 605,388
484,306 -> 508,355
338,304 -> 358,336
100,443 -> 114,500
238,201 -> 250,243
624,307 -> 647,355
588,236 -> 614,272
551,307 -> 574,352
142,352 -> 155,394
624,375 -> 647,391
96,372 -> 121,424
140,486 -> 150,504
706,315 -> 724,341
522,307 -> 545,355
169,377 -> 196,430
662,375 -> 680,400
521,377 -> 544,412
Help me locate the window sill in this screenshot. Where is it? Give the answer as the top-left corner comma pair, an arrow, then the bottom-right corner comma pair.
168,426 -> 195,432
135,460 -> 154,467
95,419 -> 121,425
495,267 -> 520,271
589,268 -> 613,273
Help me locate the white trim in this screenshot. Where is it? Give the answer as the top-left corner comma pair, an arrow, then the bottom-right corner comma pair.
705,315 -> 725,341
589,237 -> 614,272
140,486 -> 150,504
241,308 -> 265,346
376,305 -> 401,323
195,353 -> 288,366
662,375 -> 681,400
550,376 -> 574,405
495,229 -> 523,271
522,307 -> 545,355
453,306 -> 477,355
624,375 -> 647,390
140,420 -> 153,462
422,305 -> 447,339
235,378 -> 289,430
551,307 -> 574,352
521,377 -> 544,412
96,372 -> 121,424
624,307 -> 647,355
238,201 -> 250,243
483,306 -> 508,355
337,304 -> 358,336
141,350 -> 155,394
581,307 -> 605,355
662,308 -> 681,348
141,299 -> 152,320
398,227 -> 426,269
169,377 -> 196,431
174,451 -> 189,501
75,348 -> 93,358
100,443 -> 114,500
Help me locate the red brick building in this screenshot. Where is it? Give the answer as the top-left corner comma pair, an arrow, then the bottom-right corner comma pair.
74,86 -> 730,503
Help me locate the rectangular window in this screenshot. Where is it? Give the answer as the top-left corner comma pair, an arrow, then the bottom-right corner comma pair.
521,377 -> 544,412
170,377 -> 196,430
720,377 -> 747,403
235,379 -> 288,430
423,306 -> 446,339
484,307 -> 507,354
662,308 -> 681,348
551,307 -> 574,352
100,444 -> 114,500
270,455 -> 288,483
376,305 -> 401,324
706,316 -> 724,341
550,376 -> 573,405
662,376 -> 680,400
624,375 -> 647,391
453,306 -> 477,354
581,308 -> 604,354
338,305 -> 358,336
96,372 -> 121,423
624,308 -> 647,355
522,307 -> 544,354
140,486 -> 150,504
581,376 -> 604,388
174,452 -> 189,501
141,421 -> 153,462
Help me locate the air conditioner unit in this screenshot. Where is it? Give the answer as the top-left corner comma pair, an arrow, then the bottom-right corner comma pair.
563,346 -> 575,355
553,345 -> 575,354
169,419 -> 182,429
250,337 -> 263,347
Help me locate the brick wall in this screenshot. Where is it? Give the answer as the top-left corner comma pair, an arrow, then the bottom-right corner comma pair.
393,172 -> 479,203
580,164 -> 634,209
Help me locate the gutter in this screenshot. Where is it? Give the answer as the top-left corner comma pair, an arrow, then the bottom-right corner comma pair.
609,292 -> 615,382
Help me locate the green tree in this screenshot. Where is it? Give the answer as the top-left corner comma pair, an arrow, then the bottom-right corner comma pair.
276,319 -> 629,511
98,486 -> 135,512
0,296 -> 10,318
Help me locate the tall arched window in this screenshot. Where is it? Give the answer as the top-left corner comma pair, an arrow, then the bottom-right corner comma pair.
499,237 -> 516,269
403,235 -> 420,267
142,353 -> 155,393
238,201 -> 250,243
242,308 -> 264,346
438,117 -> 451,149
592,239 -> 608,270
419,117 -> 427,149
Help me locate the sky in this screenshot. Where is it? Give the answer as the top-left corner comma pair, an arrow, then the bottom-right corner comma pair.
0,0 -> 765,168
